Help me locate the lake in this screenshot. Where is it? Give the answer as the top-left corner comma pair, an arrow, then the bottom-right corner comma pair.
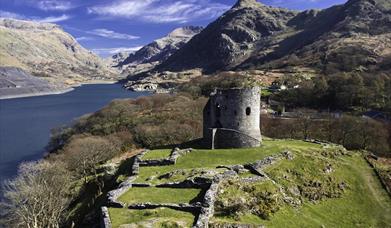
0,84 -> 149,186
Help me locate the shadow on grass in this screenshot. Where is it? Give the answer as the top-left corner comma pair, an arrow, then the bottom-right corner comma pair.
66,156 -> 137,227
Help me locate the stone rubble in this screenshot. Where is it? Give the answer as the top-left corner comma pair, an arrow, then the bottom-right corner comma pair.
102,149 -> 296,228
102,148 -> 195,227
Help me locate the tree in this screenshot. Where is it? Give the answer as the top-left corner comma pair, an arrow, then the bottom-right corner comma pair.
296,109 -> 317,140
61,135 -> 118,184
1,161 -> 71,228
312,76 -> 329,107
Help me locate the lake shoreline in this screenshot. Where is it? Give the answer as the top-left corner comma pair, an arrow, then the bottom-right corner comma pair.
0,84 -> 148,185
0,80 -> 120,100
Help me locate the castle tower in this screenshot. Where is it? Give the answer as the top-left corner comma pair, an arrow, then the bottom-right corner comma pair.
203,87 -> 262,149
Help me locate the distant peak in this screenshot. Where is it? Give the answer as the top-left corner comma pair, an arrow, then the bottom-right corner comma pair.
234,0 -> 261,8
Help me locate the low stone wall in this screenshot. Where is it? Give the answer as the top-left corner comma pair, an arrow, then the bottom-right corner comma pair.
102,148 -> 194,228
156,178 -> 211,189
139,159 -> 173,166
365,156 -> 391,198
107,150 -> 149,208
100,207 -> 112,228
138,148 -> 193,167
194,170 -> 238,228
103,149 -> 292,228
128,202 -> 201,213
170,147 -> 193,162
194,151 -> 293,227
244,151 -> 293,175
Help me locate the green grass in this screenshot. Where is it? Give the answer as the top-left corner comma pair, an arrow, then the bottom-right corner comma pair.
212,149 -> 391,227
142,149 -> 172,160
135,139 -> 318,184
110,139 -> 391,227
108,208 -> 195,228
117,187 -> 202,205
149,168 -> 225,184
261,154 -> 391,227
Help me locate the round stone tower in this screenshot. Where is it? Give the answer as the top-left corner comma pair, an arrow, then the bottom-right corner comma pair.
203,87 -> 262,149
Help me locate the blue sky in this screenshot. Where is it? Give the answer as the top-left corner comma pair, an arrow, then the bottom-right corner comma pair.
0,0 -> 347,57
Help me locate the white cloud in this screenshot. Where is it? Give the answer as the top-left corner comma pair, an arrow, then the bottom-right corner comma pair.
76,36 -> 94,41
92,46 -> 143,56
0,10 -> 26,20
88,0 -> 229,23
0,10 -> 70,23
88,28 -> 140,40
36,14 -> 71,23
36,0 -> 75,11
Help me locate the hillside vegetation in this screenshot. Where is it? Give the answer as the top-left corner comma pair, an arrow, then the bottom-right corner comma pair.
107,140 -> 391,227
1,88 -> 390,227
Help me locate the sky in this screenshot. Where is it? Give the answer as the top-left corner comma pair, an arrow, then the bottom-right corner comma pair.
0,0 -> 347,57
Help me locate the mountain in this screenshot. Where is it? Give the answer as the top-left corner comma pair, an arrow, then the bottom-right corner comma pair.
0,18 -> 117,98
155,0 -> 391,76
157,0 -> 297,73
114,26 -> 203,75
107,52 -> 130,68
238,0 -> 391,74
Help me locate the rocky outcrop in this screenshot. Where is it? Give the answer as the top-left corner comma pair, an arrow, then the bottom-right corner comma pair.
106,52 -> 130,68
157,0 -> 297,73
153,0 -> 391,76
0,18 -> 117,98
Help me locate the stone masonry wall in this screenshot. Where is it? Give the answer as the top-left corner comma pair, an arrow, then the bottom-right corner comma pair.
203,87 -> 262,149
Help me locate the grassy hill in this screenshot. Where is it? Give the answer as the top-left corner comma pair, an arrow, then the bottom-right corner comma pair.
105,139 -> 391,227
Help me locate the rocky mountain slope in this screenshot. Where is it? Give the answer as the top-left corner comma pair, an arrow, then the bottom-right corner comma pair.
114,26 -> 202,75
0,67 -> 71,99
108,52 -> 130,68
0,18 -> 117,98
155,0 -> 391,76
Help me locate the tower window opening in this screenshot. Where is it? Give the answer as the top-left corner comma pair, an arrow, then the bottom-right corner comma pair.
246,107 -> 251,116
215,103 -> 222,118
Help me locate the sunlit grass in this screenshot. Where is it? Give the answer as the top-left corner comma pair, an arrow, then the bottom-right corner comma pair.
142,149 -> 172,160
108,208 -> 195,228
117,187 -> 202,205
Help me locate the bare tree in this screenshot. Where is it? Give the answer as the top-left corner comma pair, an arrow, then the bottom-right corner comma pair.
61,135 -> 118,192
1,161 -> 71,228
